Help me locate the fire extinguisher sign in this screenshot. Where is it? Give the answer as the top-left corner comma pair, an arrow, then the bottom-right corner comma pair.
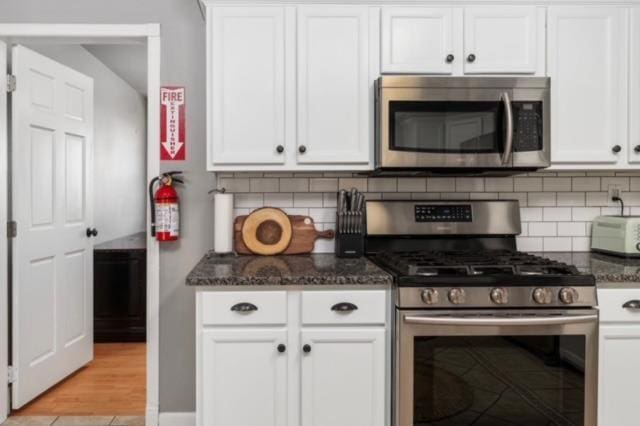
160,87 -> 186,161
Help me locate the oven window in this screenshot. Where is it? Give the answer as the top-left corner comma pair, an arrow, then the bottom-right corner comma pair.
413,336 -> 585,425
390,101 -> 504,154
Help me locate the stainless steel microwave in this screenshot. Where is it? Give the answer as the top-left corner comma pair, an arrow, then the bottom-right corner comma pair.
375,76 -> 550,175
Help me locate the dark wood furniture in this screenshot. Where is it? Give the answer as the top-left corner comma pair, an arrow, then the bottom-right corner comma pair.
94,232 -> 146,343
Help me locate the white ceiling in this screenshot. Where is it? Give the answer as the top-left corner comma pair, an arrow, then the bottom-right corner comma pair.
84,43 -> 148,95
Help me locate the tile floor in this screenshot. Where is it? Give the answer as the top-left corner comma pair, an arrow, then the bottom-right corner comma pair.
1,416 -> 144,426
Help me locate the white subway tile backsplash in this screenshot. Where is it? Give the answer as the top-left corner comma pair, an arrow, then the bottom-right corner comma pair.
264,193 -> 293,207
221,171 -> 640,253
309,178 -> 338,192
543,177 -> 571,192
338,178 -> 367,192
368,178 -> 397,192
428,178 -> 455,192
485,177 -> 514,192
250,178 -> 279,193
572,177 -> 600,191
294,193 -> 323,207
528,192 -> 556,207
521,207 -> 543,222
543,237 -> 572,251
529,222 -> 557,237
456,178 -> 484,192
280,178 -> 309,192
543,207 -> 572,222
398,178 -> 427,192
514,177 -> 542,192
572,207 -> 601,222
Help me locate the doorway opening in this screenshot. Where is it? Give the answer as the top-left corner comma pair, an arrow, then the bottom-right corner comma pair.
0,25 -> 161,426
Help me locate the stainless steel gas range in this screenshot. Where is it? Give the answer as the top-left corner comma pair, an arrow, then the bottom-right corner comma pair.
365,200 -> 598,426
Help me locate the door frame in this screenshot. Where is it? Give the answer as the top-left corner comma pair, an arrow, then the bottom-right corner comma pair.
0,24 -> 161,425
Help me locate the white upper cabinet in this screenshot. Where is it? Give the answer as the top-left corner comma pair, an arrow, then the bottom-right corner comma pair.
463,6 -> 543,74
209,7 -> 289,166
381,7 -> 457,74
296,6 -> 374,165
548,7 -> 628,165
629,8 -> 640,164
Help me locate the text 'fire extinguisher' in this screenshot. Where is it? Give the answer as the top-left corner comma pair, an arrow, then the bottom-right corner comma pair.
149,171 -> 183,242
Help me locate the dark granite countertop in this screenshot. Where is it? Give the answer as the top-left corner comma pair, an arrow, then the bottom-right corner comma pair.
94,232 -> 146,252
186,252 -> 393,287
532,252 -> 640,289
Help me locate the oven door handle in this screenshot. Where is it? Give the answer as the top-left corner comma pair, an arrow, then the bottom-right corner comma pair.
403,314 -> 597,327
501,91 -> 514,165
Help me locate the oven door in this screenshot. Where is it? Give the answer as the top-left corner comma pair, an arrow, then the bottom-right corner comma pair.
395,309 -> 598,426
379,88 -> 515,169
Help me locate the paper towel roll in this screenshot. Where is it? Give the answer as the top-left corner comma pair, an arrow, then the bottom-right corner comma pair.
214,192 -> 234,253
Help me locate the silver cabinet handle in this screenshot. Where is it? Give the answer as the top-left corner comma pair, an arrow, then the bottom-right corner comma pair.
403,314 -> 597,327
501,92 -> 514,165
623,300 -> 640,310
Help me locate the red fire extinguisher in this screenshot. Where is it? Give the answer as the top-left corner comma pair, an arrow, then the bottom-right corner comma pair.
149,171 -> 183,242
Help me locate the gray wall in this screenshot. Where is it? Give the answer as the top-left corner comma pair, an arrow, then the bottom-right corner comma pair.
0,0 -> 214,412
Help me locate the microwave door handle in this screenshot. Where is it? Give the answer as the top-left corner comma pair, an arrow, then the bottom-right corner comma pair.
403,314 -> 597,327
501,92 -> 514,165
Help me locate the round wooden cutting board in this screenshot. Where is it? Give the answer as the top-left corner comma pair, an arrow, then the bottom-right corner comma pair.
241,207 -> 293,255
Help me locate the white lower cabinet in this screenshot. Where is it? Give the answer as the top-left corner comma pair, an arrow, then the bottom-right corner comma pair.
301,328 -> 385,426
200,329 -> 288,426
597,288 -> 640,426
197,289 -> 388,426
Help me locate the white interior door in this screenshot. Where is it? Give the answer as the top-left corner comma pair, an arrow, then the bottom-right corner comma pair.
10,45 -> 94,409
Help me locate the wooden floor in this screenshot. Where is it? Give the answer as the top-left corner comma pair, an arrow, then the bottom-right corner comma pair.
12,343 -> 146,416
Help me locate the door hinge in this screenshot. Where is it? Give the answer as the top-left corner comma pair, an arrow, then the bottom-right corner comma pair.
6,75 -> 16,93
7,366 -> 16,384
7,221 -> 16,239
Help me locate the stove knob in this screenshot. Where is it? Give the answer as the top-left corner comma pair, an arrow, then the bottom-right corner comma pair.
421,288 -> 439,305
533,288 -> 553,305
559,287 -> 580,305
448,288 -> 466,305
490,287 -> 509,305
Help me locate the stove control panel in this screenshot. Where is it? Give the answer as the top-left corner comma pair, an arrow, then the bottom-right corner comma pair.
415,204 -> 472,222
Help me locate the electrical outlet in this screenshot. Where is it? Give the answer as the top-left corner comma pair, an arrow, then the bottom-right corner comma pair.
608,184 -> 622,201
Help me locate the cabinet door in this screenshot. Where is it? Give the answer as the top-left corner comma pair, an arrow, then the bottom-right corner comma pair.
599,325 -> 640,426
629,8 -> 640,163
297,6 -> 372,165
381,7 -> 456,74
300,328 -> 385,426
201,329 -> 288,426
464,6 -> 542,74
548,7 -> 628,164
210,7 -> 287,166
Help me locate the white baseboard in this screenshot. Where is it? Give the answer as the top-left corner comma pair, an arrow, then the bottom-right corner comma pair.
159,412 -> 196,426
146,405 -> 159,426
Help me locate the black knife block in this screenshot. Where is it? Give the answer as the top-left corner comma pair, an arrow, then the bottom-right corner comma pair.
335,212 -> 365,258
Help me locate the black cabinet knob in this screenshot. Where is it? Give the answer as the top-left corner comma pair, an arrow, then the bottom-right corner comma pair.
446,54 -> 455,63
277,344 -> 286,353
303,344 -> 312,353
331,302 -> 358,312
276,145 -> 284,154
634,145 -> 640,154
86,228 -> 98,238
298,145 -> 307,154
612,145 -> 622,153
230,302 -> 258,312
467,54 -> 476,63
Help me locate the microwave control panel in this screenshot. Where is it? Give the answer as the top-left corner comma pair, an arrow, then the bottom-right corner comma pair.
415,205 -> 473,222
512,101 -> 543,152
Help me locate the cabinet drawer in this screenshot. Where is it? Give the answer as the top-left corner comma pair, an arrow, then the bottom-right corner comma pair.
302,290 -> 386,325
201,291 -> 287,326
598,289 -> 640,323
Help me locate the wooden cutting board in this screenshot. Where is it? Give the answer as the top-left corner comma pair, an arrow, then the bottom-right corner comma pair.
235,214 -> 335,255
